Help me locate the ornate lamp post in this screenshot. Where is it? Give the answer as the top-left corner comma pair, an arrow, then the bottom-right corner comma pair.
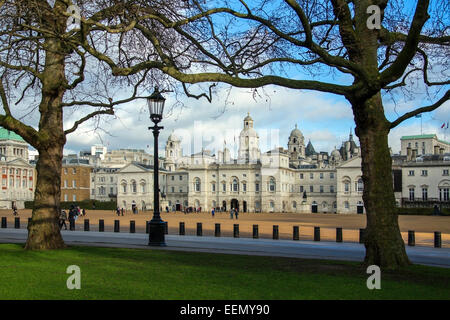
147,87 -> 166,246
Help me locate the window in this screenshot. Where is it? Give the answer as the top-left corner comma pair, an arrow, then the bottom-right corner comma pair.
212,183 -> 216,192
64,194 -> 68,201
179,188 -> 183,193
421,170 -> 428,176
330,185 -> 335,193
344,201 -> 349,209
330,172 -> 334,179
422,188 -> 428,201
408,170 -> 414,176
255,183 -> 260,192
194,178 -> 201,192
310,173 -> 314,179
344,182 -> 350,193
171,176 -> 174,181
73,194 -> 76,201
233,179 -> 239,192
300,186 -> 304,193
243,183 -> 247,192
73,168 -> 76,174
179,175 -> 183,180
443,169 -> 449,176
320,185 -> 324,193
320,173 -> 324,179
440,188 -> 449,201
269,178 -> 276,192
91,189 -> 95,195
131,181 -> 137,193
122,183 -> 127,193
64,180 -> 68,188
310,185 -> 313,192
72,180 -> 76,188
222,183 -> 226,192
300,173 -> 304,179
357,179 -> 364,192
110,187 -> 114,194
64,168 -> 68,174
110,177 -> 114,183
171,187 -> 175,193
409,188 -> 415,201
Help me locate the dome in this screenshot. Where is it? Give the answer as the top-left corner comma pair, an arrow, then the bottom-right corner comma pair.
0,127 -> 25,142
244,112 -> 253,122
240,126 -> 258,137
167,131 -> 180,142
290,124 -> 303,138
331,147 -> 341,159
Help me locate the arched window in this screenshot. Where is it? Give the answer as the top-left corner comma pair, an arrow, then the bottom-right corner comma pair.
194,178 -> 201,192
292,201 -> 297,208
121,181 -> 127,193
269,177 -> 276,192
140,180 -> 146,193
357,178 -> 364,192
232,178 -> 239,192
131,180 -> 137,193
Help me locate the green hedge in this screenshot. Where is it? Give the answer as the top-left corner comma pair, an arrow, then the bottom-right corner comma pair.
397,207 -> 450,216
25,200 -> 117,211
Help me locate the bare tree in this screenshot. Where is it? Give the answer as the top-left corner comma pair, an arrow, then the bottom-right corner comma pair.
84,0 -> 449,269
0,0 -> 173,249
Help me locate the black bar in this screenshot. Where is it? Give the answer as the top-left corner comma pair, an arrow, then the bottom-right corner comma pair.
314,227 -> 320,241
293,226 -> 299,240
215,223 -> 221,237
359,228 -> 366,244
1,217 -> 6,228
114,220 -> 120,233
84,219 -> 90,231
130,220 -> 135,233
69,219 -> 75,231
99,219 -> 104,232
146,221 -> 150,234
179,222 -> 185,235
434,231 -> 442,248
28,217 -> 31,226
233,224 -> 239,238
336,227 -> 343,243
14,217 -> 20,229
197,222 -> 202,236
408,230 -> 415,246
273,225 -> 279,240
164,221 -> 168,235
253,225 -> 259,239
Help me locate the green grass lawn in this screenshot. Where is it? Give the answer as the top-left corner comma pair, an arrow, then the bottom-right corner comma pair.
0,243 -> 449,299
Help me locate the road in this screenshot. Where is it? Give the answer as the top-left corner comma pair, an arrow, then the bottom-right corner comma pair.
1,228 -> 449,268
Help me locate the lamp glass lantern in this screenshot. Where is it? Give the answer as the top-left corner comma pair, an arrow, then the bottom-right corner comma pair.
147,87 -> 166,123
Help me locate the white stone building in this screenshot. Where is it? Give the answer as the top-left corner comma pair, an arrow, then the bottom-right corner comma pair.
0,128 -> 35,209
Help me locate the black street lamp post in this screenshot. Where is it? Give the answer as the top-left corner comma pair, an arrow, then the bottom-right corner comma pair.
147,87 -> 166,246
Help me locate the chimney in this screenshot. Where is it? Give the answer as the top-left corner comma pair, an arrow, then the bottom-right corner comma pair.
434,145 -> 440,155
407,147 -> 412,161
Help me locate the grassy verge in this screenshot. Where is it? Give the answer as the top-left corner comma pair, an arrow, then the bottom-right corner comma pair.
0,243 -> 449,299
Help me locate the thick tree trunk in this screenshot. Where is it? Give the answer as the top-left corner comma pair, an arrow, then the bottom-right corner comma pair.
353,93 -> 411,270
25,143 -> 65,250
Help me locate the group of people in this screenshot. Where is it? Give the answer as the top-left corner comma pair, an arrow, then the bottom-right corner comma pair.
59,205 -> 86,230
230,208 -> 239,219
116,207 -> 125,216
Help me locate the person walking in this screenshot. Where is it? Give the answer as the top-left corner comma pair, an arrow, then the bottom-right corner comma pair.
121,208 -> 124,216
235,209 -> 239,220
116,206 -> 120,216
59,210 -> 68,230
211,208 -> 215,218
68,206 -> 75,230
12,203 -> 18,216
230,208 -> 234,219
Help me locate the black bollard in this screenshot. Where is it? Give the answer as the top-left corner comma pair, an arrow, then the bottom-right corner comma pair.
314,227 -> 320,241
146,221 -> 150,234
434,231 -> 442,248
273,225 -> 279,240
293,226 -> 299,241
69,219 -> 75,231
1,217 -> 7,228
130,220 -> 135,233
336,227 -> 343,243
233,224 -> 239,238
99,219 -> 104,232
359,228 -> 366,244
215,223 -> 221,237
197,222 -> 202,236
14,217 -> 20,229
408,230 -> 415,246
253,225 -> 259,239
84,219 -> 90,231
114,220 -> 120,233
164,221 -> 168,235
179,222 -> 185,235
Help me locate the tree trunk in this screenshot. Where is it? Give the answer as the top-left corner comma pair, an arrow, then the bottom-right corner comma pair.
25,143 -> 66,250
353,93 -> 411,269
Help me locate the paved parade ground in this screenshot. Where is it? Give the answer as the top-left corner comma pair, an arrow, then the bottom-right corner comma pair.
1,209 -> 449,248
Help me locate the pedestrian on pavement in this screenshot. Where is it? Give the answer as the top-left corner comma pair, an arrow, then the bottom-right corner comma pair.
235,209 -> 239,220
12,203 -> 18,216
121,208 -> 124,216
230,208 -> 234,219
211,208 -> 215,217
59,210 -> 68,230
116,206 -> 121,216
